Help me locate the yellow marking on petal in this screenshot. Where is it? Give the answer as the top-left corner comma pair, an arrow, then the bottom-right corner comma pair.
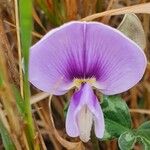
73,78 -> 96,88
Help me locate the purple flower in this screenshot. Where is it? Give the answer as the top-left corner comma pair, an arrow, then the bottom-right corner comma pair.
29,21 -> 147,142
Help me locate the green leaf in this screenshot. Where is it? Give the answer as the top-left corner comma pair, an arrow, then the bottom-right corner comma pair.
136,121 -> 150,150
138,121 -> 150,131
19,0 -> 36,149
101,95 -> 132,140
12,85 -> 25,117
0,72 -> 3,87
63,101 -> 69,117
118,121 -> 150,150
118,130 -> 136,150
0,120 -> 16,150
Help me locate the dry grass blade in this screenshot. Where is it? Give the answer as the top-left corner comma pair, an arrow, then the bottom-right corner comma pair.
147,62 -> 150,70
0,51 -> 21,137
130,109 -> 150,115
0,105 -> 10,132
34,102 -> 61,150
101,0 -> 117,23
143,14 -> 150,59
0,12 -> 19,87
31,92 -> 49,105
14,0 -> 23,96
48,96 -> 84,150
33,8 -> 47,32
65,0 -> 77,20
33,116 -> 47,150
0,50 -> 29,150
32,31 -> 43,39
82,0 -> 97,16
81,2 -> 150,21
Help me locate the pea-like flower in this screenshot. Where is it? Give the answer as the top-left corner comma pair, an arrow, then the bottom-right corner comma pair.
29,21 -> 147,142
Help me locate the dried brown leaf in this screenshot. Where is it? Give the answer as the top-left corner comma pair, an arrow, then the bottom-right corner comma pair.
117,13 -> 146,49
31,92 -> 49,105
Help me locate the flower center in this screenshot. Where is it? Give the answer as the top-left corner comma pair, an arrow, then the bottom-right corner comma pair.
73,78 -> 96,88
